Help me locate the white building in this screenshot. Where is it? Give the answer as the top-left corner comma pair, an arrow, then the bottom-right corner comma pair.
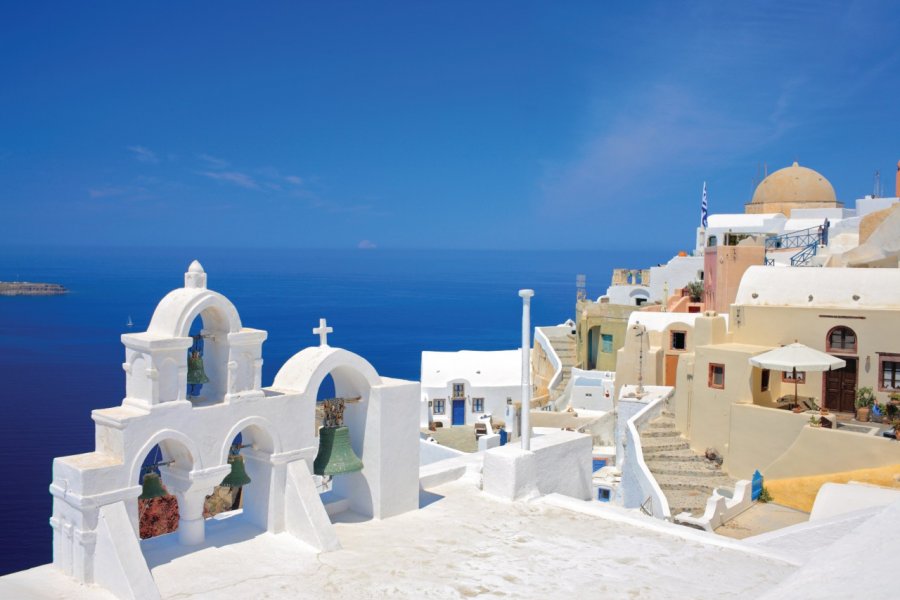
421,350 -> 520,428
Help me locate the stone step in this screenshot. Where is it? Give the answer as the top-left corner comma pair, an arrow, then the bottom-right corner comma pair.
640,429 -> 683,439
646,450 -> 717,464
640,438 -> 691,453
656,474 -> 736,494
665,490 -> 711,515
646,461 -> 726,477
645,420 -> 676,430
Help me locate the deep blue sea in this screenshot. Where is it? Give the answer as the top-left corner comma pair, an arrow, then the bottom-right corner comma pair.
0,245 -> 666,575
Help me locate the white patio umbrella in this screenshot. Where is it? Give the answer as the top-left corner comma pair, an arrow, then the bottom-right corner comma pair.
749,343 -> 846,408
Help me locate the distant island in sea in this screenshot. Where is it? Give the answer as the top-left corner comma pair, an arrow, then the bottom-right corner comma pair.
0,281 -> 68,296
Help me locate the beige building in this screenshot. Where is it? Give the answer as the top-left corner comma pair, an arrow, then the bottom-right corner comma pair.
617,266 -> 900,480
575,299 -> 639,372
614,311 -> 725,398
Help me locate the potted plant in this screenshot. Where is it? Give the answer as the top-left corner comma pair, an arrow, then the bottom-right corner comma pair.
855,387 -> 875,422
885,401 -> 899,423
893,419 -> 900,440
686,281 -> 703,303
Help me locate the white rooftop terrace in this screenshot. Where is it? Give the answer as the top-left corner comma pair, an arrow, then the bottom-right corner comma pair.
3,477 -> 900,598
735,265 -> 900,309
421,349 -> 521,388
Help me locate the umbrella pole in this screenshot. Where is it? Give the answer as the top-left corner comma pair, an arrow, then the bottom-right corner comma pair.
794,367 -> 798,407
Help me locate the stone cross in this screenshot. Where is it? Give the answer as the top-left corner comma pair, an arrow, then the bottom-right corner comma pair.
313,318 -> 333,347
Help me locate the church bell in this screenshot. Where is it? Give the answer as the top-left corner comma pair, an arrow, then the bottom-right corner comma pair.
220,454 -> 252,488
186,351 -> 210,385
314,426 -> 364,477
139,472 -> 169,500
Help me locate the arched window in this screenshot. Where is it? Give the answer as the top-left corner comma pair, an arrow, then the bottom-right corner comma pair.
827,326 -> 857,354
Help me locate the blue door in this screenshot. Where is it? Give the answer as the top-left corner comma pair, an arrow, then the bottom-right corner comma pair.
452,400 -> 465,426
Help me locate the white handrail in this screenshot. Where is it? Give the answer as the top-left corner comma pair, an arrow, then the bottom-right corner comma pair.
533,327 -> 563,395
624,393 -> 672,521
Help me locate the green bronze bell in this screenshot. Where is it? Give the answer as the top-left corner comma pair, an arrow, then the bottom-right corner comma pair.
314,426 -> 364,477
220,454 -> 252,488
186,351 -> 209,385
139,472 -> 168,500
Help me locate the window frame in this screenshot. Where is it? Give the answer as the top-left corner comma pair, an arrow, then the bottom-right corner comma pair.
452,383 -> 465,398
826,326 -> 858,354
472,398 -> 484,413
433,399 -> 445,415
601,333 -> 614,353
878,354 -> 900,392
782,370 -> 806,383
708,363 -> 725,389
670,330 -> 687,351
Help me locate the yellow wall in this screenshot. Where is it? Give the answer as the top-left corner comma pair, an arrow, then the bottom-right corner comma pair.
683,343 -> 770,466
730,304 -> 900,406
726,403 -> 811,479
575,300 -> 637,372
763,425 -> 900,479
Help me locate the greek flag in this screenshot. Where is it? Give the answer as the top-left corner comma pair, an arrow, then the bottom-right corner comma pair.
700,181 -> 708,228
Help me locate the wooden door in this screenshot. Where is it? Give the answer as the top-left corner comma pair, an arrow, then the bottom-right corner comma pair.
824,357 -> 857,413
665,354 -> 679,387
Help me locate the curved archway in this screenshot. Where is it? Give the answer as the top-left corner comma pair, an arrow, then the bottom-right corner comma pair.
131,432 -> 197,540
130,429 -> 201,486
272,347 -> 381,397
147,289 -> 242,339
218,416 -> 281,465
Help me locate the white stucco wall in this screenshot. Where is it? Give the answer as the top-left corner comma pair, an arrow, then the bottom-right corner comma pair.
648,255 -> 704,302
569,368 -> 615,411
482,431 -> 592,501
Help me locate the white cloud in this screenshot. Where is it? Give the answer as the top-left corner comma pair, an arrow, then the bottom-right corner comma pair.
285,175 -> 304,185
540,83 -> 789,213
197,153 -> 230,169
127,145 -> 159,164
199,170 -> 259,190
357,239 -> 377,249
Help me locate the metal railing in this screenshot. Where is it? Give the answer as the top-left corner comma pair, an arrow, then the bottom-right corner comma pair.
765,226 -> 824,267
765,226 -> 822,250
790,243 -> 819,267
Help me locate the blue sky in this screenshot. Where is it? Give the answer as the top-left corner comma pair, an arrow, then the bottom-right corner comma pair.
1,1 -> 898,250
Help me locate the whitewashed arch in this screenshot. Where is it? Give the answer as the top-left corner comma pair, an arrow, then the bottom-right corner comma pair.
129,428 -> 201,486
147,289 -> 242,339
218,416 -> 282,464
272,346 -> 381,397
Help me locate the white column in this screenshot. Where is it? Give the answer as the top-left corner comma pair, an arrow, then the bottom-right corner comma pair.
519,289 -> 534,451
174,487 -> 212,545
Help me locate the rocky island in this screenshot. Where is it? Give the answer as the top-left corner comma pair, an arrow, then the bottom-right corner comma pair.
0,281 -> 68,296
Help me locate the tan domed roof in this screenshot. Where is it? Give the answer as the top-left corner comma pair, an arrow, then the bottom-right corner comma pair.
750,161 -> 836,206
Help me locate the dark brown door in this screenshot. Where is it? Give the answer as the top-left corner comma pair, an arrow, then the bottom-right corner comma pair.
824,357 -> 857,413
